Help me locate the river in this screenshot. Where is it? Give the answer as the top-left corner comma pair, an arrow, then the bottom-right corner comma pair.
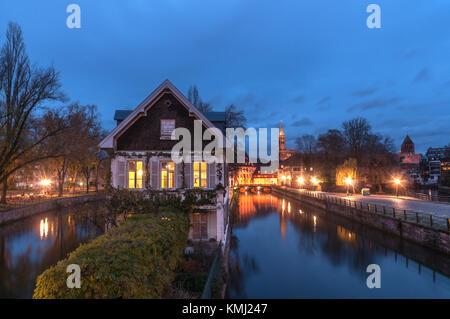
227,193 -> 450,298
0,201 -> 105,298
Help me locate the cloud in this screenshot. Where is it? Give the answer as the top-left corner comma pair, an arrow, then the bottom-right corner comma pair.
292,95 -> 305,104
348,97 -> 401,112
413,68 -> 431,83
292,117 -> 313,127
316,96 -> 331,106
352,87 -> 377,97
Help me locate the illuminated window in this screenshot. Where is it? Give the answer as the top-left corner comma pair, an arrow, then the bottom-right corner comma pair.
161,162 -> 174,189
193,162 -> 207,188
128,160 -> 143,189
191,213 -> 208,240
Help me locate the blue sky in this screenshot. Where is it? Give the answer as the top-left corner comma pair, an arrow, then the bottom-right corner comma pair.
1,0 -> 449,153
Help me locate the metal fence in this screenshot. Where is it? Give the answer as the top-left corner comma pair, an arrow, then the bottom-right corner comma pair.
294,189 -> 450,232
400,190 -> 450,203
0,191 -> 94,212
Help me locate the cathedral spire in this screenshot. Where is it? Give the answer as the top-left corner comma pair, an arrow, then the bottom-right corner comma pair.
280,120 -> 285,136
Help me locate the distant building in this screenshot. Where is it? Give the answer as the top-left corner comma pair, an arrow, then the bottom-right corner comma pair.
423,146 -> 450,185
279,121 -> 297,161
396,135 -> 422,184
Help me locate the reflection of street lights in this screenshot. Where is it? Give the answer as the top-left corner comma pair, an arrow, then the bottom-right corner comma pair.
394,178 -> 401,197
345,177 -> 353,195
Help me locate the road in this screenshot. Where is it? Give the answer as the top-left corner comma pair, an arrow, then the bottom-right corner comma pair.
336,193 -> 450,219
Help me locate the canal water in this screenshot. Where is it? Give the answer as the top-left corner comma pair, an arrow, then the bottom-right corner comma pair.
0,202 -> 105,298
227,194 -> 450,298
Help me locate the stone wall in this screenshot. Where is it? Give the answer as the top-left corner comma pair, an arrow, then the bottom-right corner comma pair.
0,194 -> 104,226
272,187 -> 450,255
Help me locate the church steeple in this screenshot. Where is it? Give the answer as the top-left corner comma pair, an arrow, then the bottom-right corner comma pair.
401,135 -> 415,154
279,121 -> 286,151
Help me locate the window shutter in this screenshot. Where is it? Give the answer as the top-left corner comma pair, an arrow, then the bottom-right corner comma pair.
184,162 -> 192,188
118,160 -> 125,188
208,163 -> 216,188
151,158 -> 159,189
176,163 -> 183,189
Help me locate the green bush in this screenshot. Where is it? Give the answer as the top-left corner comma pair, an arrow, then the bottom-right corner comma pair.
33,209 -> 189,299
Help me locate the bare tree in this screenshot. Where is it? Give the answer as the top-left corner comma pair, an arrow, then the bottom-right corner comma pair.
295,134 -> 317,155
342,117 -> 371,162
225,104 -> 247,128
0,22 -> 65,201
187,85 -> 212,113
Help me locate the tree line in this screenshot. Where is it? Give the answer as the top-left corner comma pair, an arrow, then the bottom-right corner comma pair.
0,22 -> 104,202
295,117 -> 402,193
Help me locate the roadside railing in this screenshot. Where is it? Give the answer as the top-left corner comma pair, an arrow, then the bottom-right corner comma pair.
0,191 -> 99,212
400,190 -> 450,203
201,243 -> 222,299
279,187 -> 450,232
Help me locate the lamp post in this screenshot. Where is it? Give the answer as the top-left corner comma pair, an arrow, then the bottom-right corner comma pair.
297,176 -> 305,188
394,178 -> 401,197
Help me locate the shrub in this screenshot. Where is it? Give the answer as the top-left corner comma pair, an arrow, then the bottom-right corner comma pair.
33,209 -> 189,299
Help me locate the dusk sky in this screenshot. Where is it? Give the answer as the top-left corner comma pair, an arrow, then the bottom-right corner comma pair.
1,0 -> 449,153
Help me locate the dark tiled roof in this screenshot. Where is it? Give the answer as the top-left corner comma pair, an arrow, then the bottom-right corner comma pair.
204,111 -> 226,122
114,110 -> 132,121
280,153 -> 303,167
113,110 -> 226,129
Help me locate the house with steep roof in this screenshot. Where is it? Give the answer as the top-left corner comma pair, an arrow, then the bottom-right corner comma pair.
99,80 -> 229,243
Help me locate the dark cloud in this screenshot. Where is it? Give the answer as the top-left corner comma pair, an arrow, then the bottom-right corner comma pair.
292,117 -> 313,127
352,87 -> 377,97
413,68 -> 431,83
348,97 -> 401,112
292,95 -> 305,104
316,96 -> 331,106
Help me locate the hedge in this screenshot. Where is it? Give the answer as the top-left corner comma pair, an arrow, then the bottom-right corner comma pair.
33,209 -> 190,299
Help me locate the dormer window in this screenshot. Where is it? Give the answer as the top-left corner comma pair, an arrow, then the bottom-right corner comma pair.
161,119 -> 175,139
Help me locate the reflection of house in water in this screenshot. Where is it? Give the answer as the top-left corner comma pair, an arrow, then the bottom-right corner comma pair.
236,194 -> 278,226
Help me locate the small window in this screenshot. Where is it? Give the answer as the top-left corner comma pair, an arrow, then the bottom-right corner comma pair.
161,119 -> 175,138
128,160 -> 143,189
191,213 -> 208,240
161,162 -> 174,189
193,162 -> 207,188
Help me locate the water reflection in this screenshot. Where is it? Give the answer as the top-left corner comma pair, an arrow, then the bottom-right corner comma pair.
0,202 -> 105,298
228,194 -> 450,298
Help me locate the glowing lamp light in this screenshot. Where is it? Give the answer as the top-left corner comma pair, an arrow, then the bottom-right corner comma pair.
394,178 -> 401,185
79,182 -> 83,186
297,177 -> 305,185
39,179 -> 51,187
281,175 -> 287,181
137,169 -> 143,177
311,177 -> 319,185
287,175 -> 291,180
345,177 -> 353,185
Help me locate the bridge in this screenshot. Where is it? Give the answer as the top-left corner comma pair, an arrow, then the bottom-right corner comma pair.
234,185 -> 273,194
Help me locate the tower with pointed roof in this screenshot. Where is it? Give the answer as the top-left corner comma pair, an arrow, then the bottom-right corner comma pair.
401,135 -> 415,154
279,121 -> 286,152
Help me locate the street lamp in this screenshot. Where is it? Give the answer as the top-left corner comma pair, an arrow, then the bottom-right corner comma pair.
394,178 -> 401,197
311,177 -> 319,185
345,177 -> 353,195
297,176 -> 305,187
39,179 -> 51,195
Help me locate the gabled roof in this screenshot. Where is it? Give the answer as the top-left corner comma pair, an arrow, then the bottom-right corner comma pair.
99,79 -> 217,149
